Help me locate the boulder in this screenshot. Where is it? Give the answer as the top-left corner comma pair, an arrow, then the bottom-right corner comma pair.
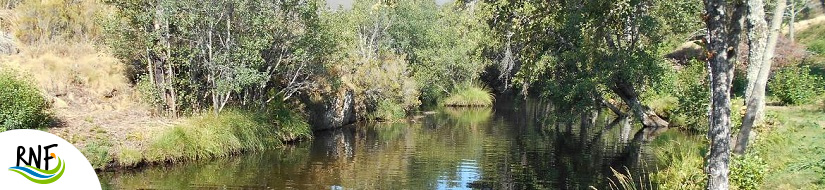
0,32 -> 17,55
305,88 -> 356,131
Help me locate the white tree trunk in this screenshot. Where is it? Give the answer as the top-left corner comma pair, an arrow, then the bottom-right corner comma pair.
736,0 -> 787,155
703,0 -> 739,189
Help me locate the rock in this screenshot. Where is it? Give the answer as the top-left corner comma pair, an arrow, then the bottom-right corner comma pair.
52,97 -> 69,108
306,88 -> 356,131
0,32 -> 18,55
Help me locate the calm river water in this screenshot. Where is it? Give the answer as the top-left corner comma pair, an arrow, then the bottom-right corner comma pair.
98,100 -> 655,189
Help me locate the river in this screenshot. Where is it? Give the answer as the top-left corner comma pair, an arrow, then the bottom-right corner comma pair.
98,100 -> 655,189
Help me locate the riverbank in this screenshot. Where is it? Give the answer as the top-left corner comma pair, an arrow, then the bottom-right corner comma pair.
109,109 -> 312,170
648,104 -> 825,189
0,44 -> 314,171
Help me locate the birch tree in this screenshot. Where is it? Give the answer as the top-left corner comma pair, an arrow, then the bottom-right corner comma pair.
735,0 -> 787,155
702,0 -> 745,188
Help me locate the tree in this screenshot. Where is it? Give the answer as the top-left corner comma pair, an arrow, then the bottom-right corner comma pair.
484,0 -> 706,128
105,0 -> 326,115
735,0 -> 787,155
702,0 -> 745,188
787,0 -> 806,43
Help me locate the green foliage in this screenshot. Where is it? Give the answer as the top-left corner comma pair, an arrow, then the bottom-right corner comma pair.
646,60 -> 709,132
768,66 -> 824,105
105,0 -> 327,114
369,99 -> 406,121
392,1 -> 493,103
485,0 -> 692,114
608,167 -> 652,190
135,75 -> 162,111
0,70 -> 50,130
116,146 -> 142,167
442,82 -> 494,107
806,39 -> 825,55
672,62 -> 711,131
731,153 -> 768,190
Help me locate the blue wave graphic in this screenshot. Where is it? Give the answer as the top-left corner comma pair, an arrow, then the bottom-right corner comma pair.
8,166 -> 55,179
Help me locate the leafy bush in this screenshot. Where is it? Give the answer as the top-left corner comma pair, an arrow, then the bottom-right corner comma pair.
670,60 -> 710,132
0,71 -> 49,130
369,99 -> 406,121
768,66 -> 824,105
731,153 -> 768,190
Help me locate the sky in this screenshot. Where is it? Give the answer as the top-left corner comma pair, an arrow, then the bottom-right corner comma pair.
325,0 -> 454,10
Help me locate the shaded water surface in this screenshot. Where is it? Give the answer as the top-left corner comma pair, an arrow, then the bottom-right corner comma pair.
99,101 -> 654,189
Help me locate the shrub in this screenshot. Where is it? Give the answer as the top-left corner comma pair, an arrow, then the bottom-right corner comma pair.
672,60 -> 710,132
0,70 -> 49,130
340,51 -> 421,119
731,153 -> 768,190
369,99 -> 406,121
768,66 -> 824,105
443,82 -> 495,107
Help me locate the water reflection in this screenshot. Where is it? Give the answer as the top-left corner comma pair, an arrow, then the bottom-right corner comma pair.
99,101 -> 656,189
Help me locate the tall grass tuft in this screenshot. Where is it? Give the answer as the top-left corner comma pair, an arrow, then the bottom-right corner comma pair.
442,82 -> 494,107
143,109 -> 312,163
649,131 -> 707,189
607,167 -> 652,190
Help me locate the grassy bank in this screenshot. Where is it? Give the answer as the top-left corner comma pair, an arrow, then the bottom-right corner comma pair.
647,105 -> 825,189
442,83 -> 494,107
91,109 -> 312,169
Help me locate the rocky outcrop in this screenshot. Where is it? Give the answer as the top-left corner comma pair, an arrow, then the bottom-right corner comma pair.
305,88 -> 356,131
0,32 -> 17,55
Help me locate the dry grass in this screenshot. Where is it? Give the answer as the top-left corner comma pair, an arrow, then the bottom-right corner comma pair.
784,15 -> 825,35
0,45 -> 173,164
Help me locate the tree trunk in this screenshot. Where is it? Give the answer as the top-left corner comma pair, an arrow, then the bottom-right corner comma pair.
735,0 -> 787,154
610,79 -> 669,129
703,0 -> 735,189
789,3 -> 796,43
743,0 -> 768,104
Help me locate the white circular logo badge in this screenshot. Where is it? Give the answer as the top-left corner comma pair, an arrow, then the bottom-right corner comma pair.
0,129 -> 101,189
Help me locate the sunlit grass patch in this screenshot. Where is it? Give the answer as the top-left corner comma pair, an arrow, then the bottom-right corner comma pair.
142,109 -> 311,163
754,106 -> 825,189
649,130 -> 707,190
442,83 -> 494,107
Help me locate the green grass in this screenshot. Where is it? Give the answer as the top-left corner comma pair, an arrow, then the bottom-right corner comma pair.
798,22 -> 825,55
81,138 -> 112,169
648,105 -> 825,189
442,83 -> 494,107
111,109 -> 312,167
752,106 -> 825,189
649,130 -> 707,190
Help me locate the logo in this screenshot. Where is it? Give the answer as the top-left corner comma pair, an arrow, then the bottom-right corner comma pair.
8,144 -> 66,184
0,129 -> 101,189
